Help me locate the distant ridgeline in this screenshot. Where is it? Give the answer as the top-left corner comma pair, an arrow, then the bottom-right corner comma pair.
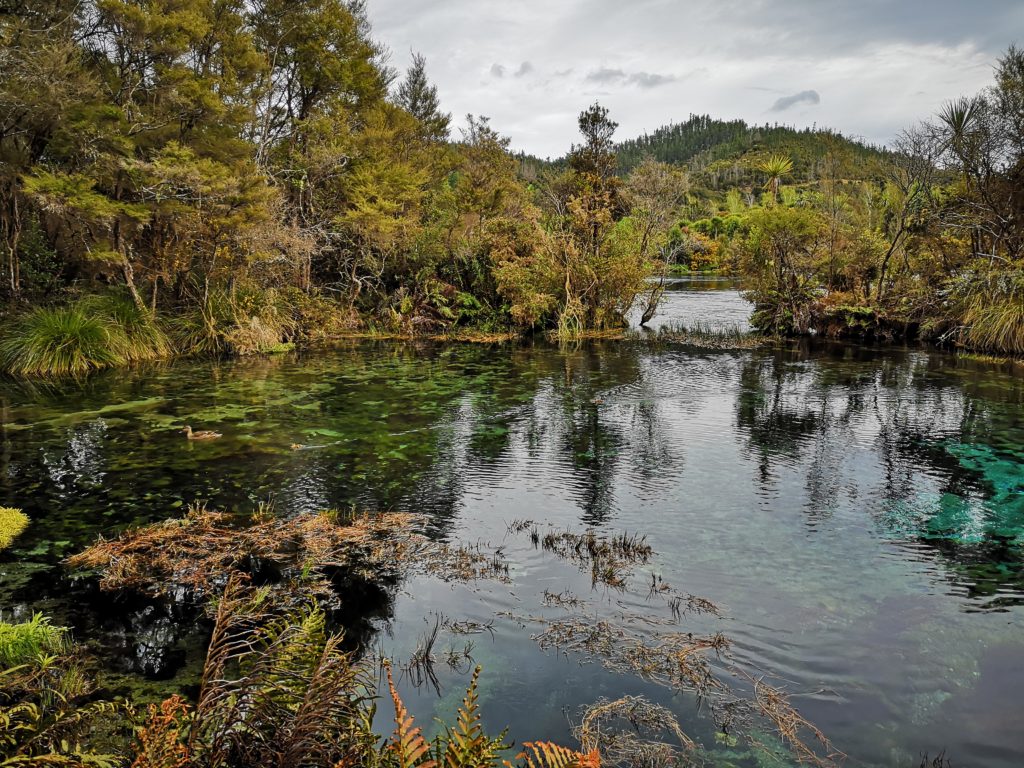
615,114 -> 889,185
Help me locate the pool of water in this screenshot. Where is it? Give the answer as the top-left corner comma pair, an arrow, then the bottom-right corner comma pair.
629,275 -> 753,332
1,292 -> 1023,766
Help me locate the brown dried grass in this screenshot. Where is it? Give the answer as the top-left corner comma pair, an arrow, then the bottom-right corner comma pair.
68,505 -> 508,601
576,695 -> 695,767
749,675 -> 845,767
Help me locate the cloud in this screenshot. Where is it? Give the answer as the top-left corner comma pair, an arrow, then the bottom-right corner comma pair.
627,72 -> 676,88
514,61 -> 534,77
586,67 -> 627,83
585,68 -> 676,88
770,89 -> 821,111
365,0 -> 1016,157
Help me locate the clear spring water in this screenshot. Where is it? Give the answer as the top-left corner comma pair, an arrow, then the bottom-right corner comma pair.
1,283 -> 1022,766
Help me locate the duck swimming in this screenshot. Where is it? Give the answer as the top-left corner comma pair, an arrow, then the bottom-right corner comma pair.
183,425 -> 222,441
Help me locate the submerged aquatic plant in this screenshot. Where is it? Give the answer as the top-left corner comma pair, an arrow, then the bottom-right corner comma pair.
0,507 -> 29,550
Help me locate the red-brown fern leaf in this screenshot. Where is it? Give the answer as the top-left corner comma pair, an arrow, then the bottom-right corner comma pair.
131,695 -> 192,768
514,741 -> 601,768
385,662 -> 436,768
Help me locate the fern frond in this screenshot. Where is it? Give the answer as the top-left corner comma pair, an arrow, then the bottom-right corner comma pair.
131,696 -> 192,768
436,665 -> 507,768
515,742 -> 601,768
383,662 -> 435,768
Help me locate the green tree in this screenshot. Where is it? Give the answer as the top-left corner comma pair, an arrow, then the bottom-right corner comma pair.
740,205 -> 827,334
396,52 -> 451,142
756,153 -> 793,203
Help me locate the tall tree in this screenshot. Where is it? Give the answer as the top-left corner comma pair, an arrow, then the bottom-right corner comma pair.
396,52 -> 450,142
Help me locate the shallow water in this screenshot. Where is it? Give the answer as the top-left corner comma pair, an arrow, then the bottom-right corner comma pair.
629,275 -> 753,332
1,288 -> 1023,766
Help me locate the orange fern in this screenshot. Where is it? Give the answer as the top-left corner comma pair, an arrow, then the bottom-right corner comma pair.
384,662 -> 436,768
515,741 -> 601,768
131,695 -> 193,768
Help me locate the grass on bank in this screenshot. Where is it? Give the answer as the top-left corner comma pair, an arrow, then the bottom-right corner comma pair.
0,304 -> 131,377
0,287 -> 358,377
0,613 -> 70,668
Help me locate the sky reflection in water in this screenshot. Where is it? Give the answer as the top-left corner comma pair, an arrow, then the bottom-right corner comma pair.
1,286 -> 1023,766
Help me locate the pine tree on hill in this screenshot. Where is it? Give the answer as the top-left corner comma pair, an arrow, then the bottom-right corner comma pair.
396,52 -> 451,142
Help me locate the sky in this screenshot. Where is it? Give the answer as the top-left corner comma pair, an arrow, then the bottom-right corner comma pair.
365,0 -> 1023,158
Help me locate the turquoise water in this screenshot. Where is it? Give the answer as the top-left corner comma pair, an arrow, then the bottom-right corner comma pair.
1,290 -> 1023,765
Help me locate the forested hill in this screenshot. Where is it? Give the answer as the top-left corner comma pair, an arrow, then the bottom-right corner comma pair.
615,114 -> 890,184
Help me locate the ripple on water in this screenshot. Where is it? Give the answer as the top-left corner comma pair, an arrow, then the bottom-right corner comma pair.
2,315 -> 1024,766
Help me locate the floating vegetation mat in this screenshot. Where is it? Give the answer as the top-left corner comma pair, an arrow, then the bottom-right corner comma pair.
68,505 -> 509,604
576,695 -> 695,766
640,322 -> 770,351
535,618 -> 729,700
507,521 -> 843,767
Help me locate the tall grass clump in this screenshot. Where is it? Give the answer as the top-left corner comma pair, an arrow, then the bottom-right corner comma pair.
956,271 -> 1024,355
0,508 -> 29,550
223,285 -> 297,355
0,304 -> 127,377
80,292 -> 172,362
168,285 -> 299,357
0,614 -> 70,668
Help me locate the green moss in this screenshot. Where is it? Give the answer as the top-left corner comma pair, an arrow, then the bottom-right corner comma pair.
0,507 -> 29,550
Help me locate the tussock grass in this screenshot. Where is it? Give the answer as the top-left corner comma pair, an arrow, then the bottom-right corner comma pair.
79,292 -> 171,362
0,293 -> 171,376
0,304 -> 125,376
960,293 -> 1024,355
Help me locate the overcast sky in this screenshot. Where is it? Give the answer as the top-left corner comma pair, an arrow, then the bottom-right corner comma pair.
365,0 -> 1022,158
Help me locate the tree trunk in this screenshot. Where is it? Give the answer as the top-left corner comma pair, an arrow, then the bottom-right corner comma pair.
122,255 -> 147,312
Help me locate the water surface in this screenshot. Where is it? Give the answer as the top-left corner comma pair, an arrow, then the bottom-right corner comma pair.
1,290 -> 1023,766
